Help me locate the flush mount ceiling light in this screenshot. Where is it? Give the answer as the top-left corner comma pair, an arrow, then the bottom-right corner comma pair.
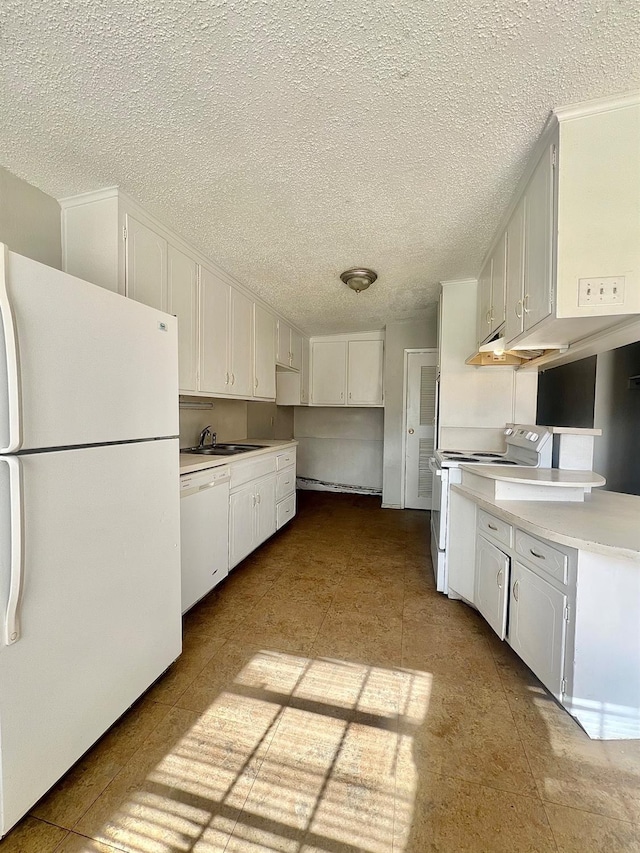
340,267 -> 377,294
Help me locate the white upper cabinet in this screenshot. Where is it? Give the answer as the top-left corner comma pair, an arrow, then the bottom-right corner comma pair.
229,288 -> 252,397
478,94 -> 640,353
309,332 -> 384,407
476,232 -> 506,346
167,244 -> 198,392
347,339 -> 384,405
504,198 -> 526,343
523,143 -> 554,332
199,266 -> 230,395
253,305 -> 276,400
477,257 -> 493,345
276,320 -> 302,370
125,215 -> 167,311
275,336 -> 309,406
310,340 -> 347,405
290,328 -> 302,371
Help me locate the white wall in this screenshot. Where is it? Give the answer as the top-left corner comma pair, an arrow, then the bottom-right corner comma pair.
382,314 -> 438,507
247,402 -> 294,440
179,398 -> 248,448
294,407 -> 384,493
0,166 -> 61,269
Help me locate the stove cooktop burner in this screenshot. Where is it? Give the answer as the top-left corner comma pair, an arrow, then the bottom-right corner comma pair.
473,452 -> 503,458
454,456 -> 483,462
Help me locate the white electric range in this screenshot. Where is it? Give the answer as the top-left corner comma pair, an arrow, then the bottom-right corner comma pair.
428,425 -> 553,593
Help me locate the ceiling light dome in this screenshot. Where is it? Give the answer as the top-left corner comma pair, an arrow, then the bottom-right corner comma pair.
340,267 -> 377,293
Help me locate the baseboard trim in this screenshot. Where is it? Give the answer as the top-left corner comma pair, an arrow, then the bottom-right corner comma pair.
296,477 -> 382,496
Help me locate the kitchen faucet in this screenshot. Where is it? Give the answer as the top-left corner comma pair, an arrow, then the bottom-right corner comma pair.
198,425 -> 217,448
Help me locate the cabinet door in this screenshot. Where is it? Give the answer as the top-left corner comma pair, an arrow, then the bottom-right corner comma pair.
447,490 -> 477,602
229,484 -> 256,569
504,199 -> 525,343
509,560 -> 567,698
475,536 -> 509,640
290,329 -> 302,371
276,320 -> 292,366
167,245 -> 198,392
477,257 -> 493,345
347,340 -> 383,406
199,267 -> 230,394
300,337 -> 310,404
253,305 -> 276,399
125,216 -> 167,310
229,288 -> 253,397
255,475 -> 277,546
310,340 -> 347,405
490,231 -> 507,334
524,144 -> 555,332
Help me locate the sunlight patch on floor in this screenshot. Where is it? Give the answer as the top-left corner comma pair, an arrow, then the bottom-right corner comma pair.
90,651 -> 433,853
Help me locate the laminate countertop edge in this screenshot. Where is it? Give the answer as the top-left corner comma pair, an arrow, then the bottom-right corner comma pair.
450,484 -> 640,562
179,439 -> 298,475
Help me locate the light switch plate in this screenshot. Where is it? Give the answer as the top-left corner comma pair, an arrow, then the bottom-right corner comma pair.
578,276 -> 625,306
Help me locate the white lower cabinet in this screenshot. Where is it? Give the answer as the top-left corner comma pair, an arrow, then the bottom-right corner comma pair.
255,475 -> 277,546
228,448 -> 296,568
229,474 -> 277,569
508,560 -> 568,700
475,536 -> 509,640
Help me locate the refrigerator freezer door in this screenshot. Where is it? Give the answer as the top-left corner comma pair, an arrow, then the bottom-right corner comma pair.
0,249 -> 178,452
0,439 -> 181,837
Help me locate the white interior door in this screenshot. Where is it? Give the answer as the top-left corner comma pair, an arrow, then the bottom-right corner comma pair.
404,350 -> 437,510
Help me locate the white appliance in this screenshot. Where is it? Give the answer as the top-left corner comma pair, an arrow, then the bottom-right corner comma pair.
428,425 -> 553,594
0,246 -> 182,838
180,465 -> 230,612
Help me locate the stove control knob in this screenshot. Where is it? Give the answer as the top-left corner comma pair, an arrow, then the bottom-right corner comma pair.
504,427 -> 513,436
530,432 -> 539,442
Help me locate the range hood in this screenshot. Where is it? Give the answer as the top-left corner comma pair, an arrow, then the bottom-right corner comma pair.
465,331 -> 553,366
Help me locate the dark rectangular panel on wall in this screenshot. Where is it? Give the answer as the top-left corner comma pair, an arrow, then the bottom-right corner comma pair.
537,356 -> 596,428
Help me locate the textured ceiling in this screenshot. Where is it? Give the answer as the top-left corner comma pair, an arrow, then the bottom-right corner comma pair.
1,1 -> 639,334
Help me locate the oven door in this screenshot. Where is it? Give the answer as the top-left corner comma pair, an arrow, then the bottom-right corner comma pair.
428,457 -> 448,551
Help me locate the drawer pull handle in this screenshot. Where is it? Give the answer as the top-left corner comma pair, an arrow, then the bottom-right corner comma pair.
513,579 -> 519,601
496,569 -> 503,588
530,549 -> 545,560
488,523 -> 498,531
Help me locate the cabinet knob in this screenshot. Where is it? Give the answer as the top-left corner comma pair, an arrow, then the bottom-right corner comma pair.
408,428 -> 415,435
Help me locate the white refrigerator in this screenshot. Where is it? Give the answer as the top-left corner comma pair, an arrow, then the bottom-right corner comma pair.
0,246 -> 182,837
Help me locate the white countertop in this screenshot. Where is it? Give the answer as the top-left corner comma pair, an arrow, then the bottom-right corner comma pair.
459,465 -> 606,488
451,484 -> 640,561
179,439 -> 298,474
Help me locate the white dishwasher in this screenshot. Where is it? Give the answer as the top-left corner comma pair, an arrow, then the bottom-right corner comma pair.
180,465 -> 230,613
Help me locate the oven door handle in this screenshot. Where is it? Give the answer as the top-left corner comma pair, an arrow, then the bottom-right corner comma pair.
428,457 -> 441,477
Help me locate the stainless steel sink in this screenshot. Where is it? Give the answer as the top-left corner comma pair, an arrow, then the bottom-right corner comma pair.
180,444 -> 267,456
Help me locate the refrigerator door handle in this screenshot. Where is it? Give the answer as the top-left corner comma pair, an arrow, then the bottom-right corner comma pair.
5,456 -> 24,645
0,245 -> 23,452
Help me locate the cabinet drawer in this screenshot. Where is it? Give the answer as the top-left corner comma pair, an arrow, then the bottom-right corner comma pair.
478,510 -> 512,548
277,493 -> 296,529
230,454 -> 277,490
515,530 -> 568,584
276,449 -> 296,470
276,468 -> 295,502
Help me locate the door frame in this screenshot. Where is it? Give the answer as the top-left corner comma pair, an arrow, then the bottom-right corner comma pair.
401,347 -> 438,510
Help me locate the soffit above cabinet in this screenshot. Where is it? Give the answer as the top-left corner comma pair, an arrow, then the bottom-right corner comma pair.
1,2 -> 639,335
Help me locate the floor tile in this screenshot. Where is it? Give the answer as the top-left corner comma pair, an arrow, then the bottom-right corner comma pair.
544,802 -> 640,852
0,816 -> 68,853
394,773 -> 557,853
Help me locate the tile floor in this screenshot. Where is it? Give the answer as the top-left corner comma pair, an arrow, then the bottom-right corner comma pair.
4,492 -> 640,852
